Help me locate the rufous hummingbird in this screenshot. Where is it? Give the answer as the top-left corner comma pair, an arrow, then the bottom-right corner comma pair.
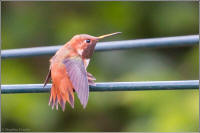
44,32 -> 121,111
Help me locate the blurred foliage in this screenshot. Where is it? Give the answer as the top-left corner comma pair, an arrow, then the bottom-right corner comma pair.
1,1 -> 199,132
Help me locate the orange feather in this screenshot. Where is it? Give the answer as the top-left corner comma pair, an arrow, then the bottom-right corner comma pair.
49,61 -> 74,111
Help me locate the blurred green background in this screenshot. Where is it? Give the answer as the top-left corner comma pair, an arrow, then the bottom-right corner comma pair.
1,1 -> 199,132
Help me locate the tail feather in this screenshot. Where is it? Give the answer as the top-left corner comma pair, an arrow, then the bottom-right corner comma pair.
49,84 -> 57,109
59,96 -> 65,111
48,63 -> 96,111
67,89 -> 74,108
56,88 -> 61,110
49,78 -> 74,111
60,78 -> 74,109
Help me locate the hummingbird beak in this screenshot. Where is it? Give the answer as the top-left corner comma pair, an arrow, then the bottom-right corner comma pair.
97,32 -> 122,40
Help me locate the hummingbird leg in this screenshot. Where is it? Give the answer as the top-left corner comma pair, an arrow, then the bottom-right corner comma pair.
87,72 -> 96,86
87,72 -> 96,80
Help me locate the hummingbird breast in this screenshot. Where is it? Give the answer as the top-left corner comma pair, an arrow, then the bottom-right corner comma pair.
82,44 -> 96,59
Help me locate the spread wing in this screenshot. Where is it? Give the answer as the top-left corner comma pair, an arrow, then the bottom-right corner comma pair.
63,57 -> 89,108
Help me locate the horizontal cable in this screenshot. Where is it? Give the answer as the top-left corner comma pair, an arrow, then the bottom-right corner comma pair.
2,35 -> 199,59
1,80 -> 199,94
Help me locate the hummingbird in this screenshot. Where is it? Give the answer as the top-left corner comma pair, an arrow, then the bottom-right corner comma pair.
44,32 -> 121,111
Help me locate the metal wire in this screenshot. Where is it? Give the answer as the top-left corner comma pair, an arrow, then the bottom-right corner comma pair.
2,35 -> 199,59
1,80 -> 199,94
2,35 -> 199,94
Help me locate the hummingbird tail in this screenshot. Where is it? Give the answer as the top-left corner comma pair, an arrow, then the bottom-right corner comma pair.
49,81 -> 74,111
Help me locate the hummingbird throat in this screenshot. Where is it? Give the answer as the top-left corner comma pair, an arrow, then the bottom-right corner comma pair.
82,44 -> 96,59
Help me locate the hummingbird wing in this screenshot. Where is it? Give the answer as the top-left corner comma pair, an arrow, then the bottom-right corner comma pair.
63,57 -> 89,108
43,56 -> 55,87
43,69 -> 51,87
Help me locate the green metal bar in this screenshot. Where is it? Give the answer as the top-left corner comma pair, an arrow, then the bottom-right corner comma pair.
1,80 -> 199,94
1,35 -> 199,59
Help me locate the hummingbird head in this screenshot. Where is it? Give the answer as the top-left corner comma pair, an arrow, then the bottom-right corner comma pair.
69,32 -> 121,59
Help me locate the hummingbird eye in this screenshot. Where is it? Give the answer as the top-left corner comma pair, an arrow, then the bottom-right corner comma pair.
85,39 -> 91,43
